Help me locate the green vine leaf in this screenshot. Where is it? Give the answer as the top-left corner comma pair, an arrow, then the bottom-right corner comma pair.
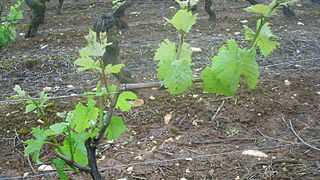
105,64 -> 125,74
74,56 -> 100,72
201,39 -> 259,96
45,123 -> 68,136
154,39 -> 193,94
243,20 -> 279,57
244,0 -> 296,17
11,85 -> 27,98
243,4 -> 272,17
24,127 -> 48,164
106,116 -> 127,140
59,132 -> 89,166
52,158 -> 69,180
25,103 -> 37,113
116,91 -> 138,112
6,0 -> 24,22
70,98 -> 99,132
167,9 -> 197,34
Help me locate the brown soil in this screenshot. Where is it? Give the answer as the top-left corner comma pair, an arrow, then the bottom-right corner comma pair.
1,0 -> 320,179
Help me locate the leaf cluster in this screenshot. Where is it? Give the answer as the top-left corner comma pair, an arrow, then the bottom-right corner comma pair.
15,30 -> 137,179
0,0 -> 23,47
155,0 -> 292,96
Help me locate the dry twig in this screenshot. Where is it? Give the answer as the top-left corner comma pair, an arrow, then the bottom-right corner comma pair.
288,119 -> 320,151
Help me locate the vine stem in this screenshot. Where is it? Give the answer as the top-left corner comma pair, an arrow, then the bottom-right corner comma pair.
175,32 -> 185,60
249,17 -> 266,49
95,91 -> 121,143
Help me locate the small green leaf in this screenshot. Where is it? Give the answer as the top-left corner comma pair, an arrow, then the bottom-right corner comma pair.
59,132 -> 89,166
74,56 -> 99,72
25,103 -> 37,113
70,99 -> 99,132
105,64 -> 125,74
175,0 -> 199,10
106,116 -> 127,140
154,39 -> 176,62
39,90 -> 49,104
245,20 -> 279,57
24,127 -> 48,164
243,4 -> 271,16
52,158 -> 69,180
116,91 -> 137,111
12,85 -> 27,98
243,0 -> 295,17
45,123 -> 68,136
201,39 -> 259,96
167,9 -> 197,33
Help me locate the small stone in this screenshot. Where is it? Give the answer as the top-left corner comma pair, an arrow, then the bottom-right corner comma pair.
67,85 -> 74,88
284,80 -> 292,86
38,165 -> 55,171
23,172 -> 30,178
190,47 -> 202,52
297,22 -> 304,25
234,32 -> 241,35
127,167 -> 133,172
149,96 -> 155,100
240,20 -> 248,23
43,87 -> 52,91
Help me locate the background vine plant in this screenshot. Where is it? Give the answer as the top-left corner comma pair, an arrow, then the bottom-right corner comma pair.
155,0 -> 296,96
0,0 -> 23,48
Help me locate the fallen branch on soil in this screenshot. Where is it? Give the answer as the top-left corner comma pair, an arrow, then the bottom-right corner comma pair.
191,138 -> 257,145
210,100 -> 225,121
288,119 -> 320,151
256,128 -> 291,143
281,116 -> 320,151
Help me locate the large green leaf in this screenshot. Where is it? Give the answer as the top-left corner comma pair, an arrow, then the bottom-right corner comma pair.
167,9 -> 197,34
24,127 -> 48,164
70,99 -> 99,132
106,116 -> 127,140
201,39 -> 259,96
116,91 -> 138,111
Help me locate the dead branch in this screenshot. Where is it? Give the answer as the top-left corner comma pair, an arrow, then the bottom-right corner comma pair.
211,100 -> 225,121
191,138 -> 257,145
288,119 -> 320,151
256,128 -> 291,143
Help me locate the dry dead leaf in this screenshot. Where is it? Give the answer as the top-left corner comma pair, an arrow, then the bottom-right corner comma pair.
242,150 -> 268,158
149,95 -> 155,100
133,99 -> 144,107
164,114 -> 172,124
37,119 -> 45,124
